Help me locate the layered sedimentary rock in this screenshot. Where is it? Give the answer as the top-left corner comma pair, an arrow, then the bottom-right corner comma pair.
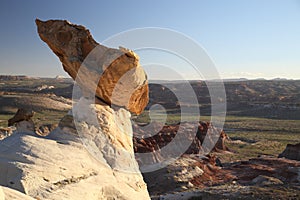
196,121 -> 229,152
36,19 -> 148,114
133,121 -> 229,156
0,98 -> 150,200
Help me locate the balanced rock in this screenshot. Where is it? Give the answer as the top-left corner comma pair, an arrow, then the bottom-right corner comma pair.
36,19 -> 148,114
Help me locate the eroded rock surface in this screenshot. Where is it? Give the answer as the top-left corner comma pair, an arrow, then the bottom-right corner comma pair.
146,155 -> 300,199
36,19 -> 148,114
0,186 -> 35,200
0,98 -> 150,200
133,121 -> 229,159
0,19 -> 151,200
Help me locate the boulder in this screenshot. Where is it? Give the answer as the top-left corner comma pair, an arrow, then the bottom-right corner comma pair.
15,120 -> 35,134
0,127 -> 15,140
36,19 -> 148,114
8,108 -> 34,127
7,108 -> 35,134
36,124 -> 58,136
196,121 -> 229,152
0,97 -> 150,200
133,121 -> 229,157
279,143 -> 300,161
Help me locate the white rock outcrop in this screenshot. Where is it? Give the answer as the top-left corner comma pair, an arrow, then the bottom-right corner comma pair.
0,19 -> 151,200
0,98 -> 150,200
0,186 -> 35,200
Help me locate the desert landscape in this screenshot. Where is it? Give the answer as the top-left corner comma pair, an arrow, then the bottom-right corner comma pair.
1,74 -> 300,199
0,2 -> 300,199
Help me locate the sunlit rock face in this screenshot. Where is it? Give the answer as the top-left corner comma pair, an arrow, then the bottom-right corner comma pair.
0,99 -> 150,200
36,19 -> 148,115
0,19 -> 151,200
35,19 -> 150,199
0,121 -> 150,200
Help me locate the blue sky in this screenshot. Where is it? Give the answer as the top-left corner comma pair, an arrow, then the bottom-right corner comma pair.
0,0 -> 299,79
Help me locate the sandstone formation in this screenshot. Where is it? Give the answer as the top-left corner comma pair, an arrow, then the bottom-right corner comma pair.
133,121 -> 229,157
36,124 -> 58,136
0,98 -> 150,200
34,19 -> 150,199
0,19 -> 151,199
143,154 -> 234,197
145,156 -> 300,198
0,186 -> 35,200
36,19 -> 148,114
58,114 -> 77,135
7,108 -> 35,134
0,127 -> 15,140
279,143 -> 300,161
196,121 -> 229,152
8,108 -> 34,127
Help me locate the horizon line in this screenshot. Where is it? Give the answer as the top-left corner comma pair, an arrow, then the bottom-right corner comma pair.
0,74 -> 299,81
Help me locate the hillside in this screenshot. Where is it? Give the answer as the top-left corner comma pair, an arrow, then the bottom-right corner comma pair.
1,77 -> 299,120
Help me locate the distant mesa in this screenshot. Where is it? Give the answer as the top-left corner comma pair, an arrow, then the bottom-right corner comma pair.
0,75 -> 30,81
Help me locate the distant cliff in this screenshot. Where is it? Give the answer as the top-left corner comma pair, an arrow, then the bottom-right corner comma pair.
0,75 -> 31,81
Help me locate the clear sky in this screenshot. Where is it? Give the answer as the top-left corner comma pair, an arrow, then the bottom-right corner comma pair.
0,0 -> 299,79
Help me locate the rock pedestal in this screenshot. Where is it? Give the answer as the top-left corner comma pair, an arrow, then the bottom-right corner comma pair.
32,19 -> 150,199
0,19 -> 152,200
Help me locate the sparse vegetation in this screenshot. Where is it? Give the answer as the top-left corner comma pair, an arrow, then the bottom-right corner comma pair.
1,77 -> 299,199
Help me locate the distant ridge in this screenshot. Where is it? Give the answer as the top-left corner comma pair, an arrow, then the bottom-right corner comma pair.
0,75 -> 32,81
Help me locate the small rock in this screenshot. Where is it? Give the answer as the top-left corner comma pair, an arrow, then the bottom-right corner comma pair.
187,182 -> 194,188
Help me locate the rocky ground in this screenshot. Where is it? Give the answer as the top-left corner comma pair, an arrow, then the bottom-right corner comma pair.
2,109 -> 299,200
136,126 -> 300,199
146,155 -> 300,200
